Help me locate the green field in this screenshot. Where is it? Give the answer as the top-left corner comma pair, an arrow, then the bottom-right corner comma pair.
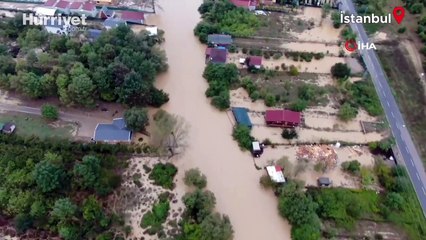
0,113 -> 74,139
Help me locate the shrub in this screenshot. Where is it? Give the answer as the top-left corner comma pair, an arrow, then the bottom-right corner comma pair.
397,27 -> 407,34
184,168 -> 207,189
289,65 -> 299,76
140,199 -> 170,235
211,91 -> 230,110
41,104 -> 59,120
281,128 -> 298,139
289,99 -> 308,111
232,125 -> 254,151
331,63 -> 351,79
273,52 -> 283,60
228,45 -> 237,53
341,160 -> 361,175
250,90 -> 260,101
149,163 -> 178,189
338,103 -> 358,121
259,175 -> 275,189
242,48 -> 248,54
264,93 -> 276,107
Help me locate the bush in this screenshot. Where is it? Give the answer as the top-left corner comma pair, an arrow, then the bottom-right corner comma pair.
259,175 -> 275,189
264,93 -> 276,107
398,27 -> 407,34
184,168 -> 207,189
289,65 -> 299,76
289,99 -> 308,111
140,199 -> 170,235
232,125 -> 254,151
149,163 -> 178,189
211,91 -> 230,110
338,103 -> 358,121
331,63 -> 351,79
341,160 -> 361,175
41,104 -> 59,120
273,52 -> 283,60
281,128 -> 298,139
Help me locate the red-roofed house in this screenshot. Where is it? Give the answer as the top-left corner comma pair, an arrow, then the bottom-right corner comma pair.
120,11 -> 145,24
206,47 -> 228,64
44,0 -> 58,7
55,0 -> 70,14
230,0 -> 257,10
265,109 -> 301,127
69,2 -> 83,14
246,56 -> 262,69
81,2 -> 98,17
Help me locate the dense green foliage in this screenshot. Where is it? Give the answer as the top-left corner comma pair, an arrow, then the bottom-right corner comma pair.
41,104 -> 59,120
331,63 -> 351,79
338,102 -> 358,121
0,134 -> 130,238
149,163 -> 178,189
0,15 -> 168,108
177,189 -> 233,240
281,128 -> 298,139
140,198 -> 170,235
184,168 -> 208,189
232,125 -> 254,151
124,107 -> 149,132
203,63 -> 239,110
194,0 -> 261,41
341,160 -> 361,175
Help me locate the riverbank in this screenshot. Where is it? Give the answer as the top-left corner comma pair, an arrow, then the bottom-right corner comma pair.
150,0 -> 292,239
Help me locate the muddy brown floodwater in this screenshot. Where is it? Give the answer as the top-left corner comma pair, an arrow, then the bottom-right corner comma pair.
149,0 -> 292,239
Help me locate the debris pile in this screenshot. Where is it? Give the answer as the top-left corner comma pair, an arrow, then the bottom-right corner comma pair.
297,145 -> 338,169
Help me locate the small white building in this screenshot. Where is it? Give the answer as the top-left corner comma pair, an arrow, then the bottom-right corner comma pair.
35,7 -> 57,17
266,165 -> 286,183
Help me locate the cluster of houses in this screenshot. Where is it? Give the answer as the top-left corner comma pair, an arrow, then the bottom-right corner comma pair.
229,0 -> 340,10
36,0 -> 148,37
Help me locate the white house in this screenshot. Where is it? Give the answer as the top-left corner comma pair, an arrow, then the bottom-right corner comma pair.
266,165 -> 286,183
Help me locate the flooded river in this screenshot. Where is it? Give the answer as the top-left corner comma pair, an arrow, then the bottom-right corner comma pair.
150,0 -> 292,239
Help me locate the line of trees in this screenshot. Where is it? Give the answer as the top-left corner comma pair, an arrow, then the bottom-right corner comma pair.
0,15 -> 168,108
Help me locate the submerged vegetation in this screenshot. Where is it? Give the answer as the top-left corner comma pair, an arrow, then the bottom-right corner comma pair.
194,0 -> 261,42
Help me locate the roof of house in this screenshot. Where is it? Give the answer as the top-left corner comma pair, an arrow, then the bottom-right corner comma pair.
208,47 -> 228,64
55,0 -> 70,9
265,109 -> 301,124
120,10 -> 145,23
103,18 -> 126,28
88,29 -> 102,40
248,56 -> 262,66
252,141 -> 261,151
100,6 -> 114,16
231,107 -> 252,128
82,2 -> 96,11
94,118 -> 132,142
318,177 -> 331,185
230,0 -> 257,8
69,2 -> 82,9
266,165 -> 286,183
44,0 -> 57,7
207,34 -> 233,45
35,6 -> 57,16
2,122 -> 16,132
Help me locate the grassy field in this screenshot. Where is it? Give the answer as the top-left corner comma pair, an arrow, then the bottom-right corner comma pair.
0,112 -> 75,139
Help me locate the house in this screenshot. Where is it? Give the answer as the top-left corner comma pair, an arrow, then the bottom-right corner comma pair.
120,10 -> 145,24
266,165 -> 286,183
318,177 -> 332,187
207,34 -> 233,47
230,0 -> 257,10
231,107 -> 252,129
103,18 -> 126,30
43,0 -> 58,7
69,2 -> 83,15
99,6 -> 115,19
80,2 -> 98,18
0,122 -> 16,134
265,109 -> 301,127
246,56 -> 262,69
93,118 -> 132,142
35,6 -> 57,16
252,141 -> 264,158
206,47 -> 227,64
44,19 -> 71,35
87,29 -> 102,41
55,0 -> 70,14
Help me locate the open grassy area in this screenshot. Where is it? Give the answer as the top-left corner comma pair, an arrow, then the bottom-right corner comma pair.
0,112 -> 74,139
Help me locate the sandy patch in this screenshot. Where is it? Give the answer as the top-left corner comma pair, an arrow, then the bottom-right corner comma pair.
371,32 -> 389,42
281,42 -> 342,56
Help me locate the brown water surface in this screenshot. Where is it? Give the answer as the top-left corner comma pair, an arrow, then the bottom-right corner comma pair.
149,0 -> 292,239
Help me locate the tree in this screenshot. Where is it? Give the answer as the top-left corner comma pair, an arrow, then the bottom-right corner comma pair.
73,155 -> 101,190
291,224 -> 321,240
385,192 -> 404,210
331,63 -> 351,79
20,72 -> 45,99
124,107 -> 149,132
82,196 -> 104,223
289,65 -> 299,76
67,72 -> 95,107
264,93 -> 276,107
199,213 -> 234,240
184,168 -> 208,189
33,160 -> 65,193
41,104 -> 59,120
281,128 -> 298,139
58,224 -> 80,240
338,103 -> 358,121
341,160 -> 361,175
151,109 -> 188,151
51,198 -> 77,221
183,189 -> 216,222
331,11 -> 342,28
232,125 -> 254,151
149,163 -> 177,189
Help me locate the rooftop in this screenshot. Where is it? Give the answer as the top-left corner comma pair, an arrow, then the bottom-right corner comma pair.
266,165 -> 286,183
265,109 -> 301,124
44,0 -> 57,7
82,2 -> 96,11
94,118 -> 132,142
103,18 -> 126,28
248,56 -> 262,66
120,10 -> 145,23
207,34 -> 233,45
69,2 -> 83,9
207,47 -> 228,64
55,0 -> 70,9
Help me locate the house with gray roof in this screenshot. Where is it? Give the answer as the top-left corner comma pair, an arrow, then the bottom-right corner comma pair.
93,118 -> 132,142
103,18 -> 126,30
207,34 -> 233,47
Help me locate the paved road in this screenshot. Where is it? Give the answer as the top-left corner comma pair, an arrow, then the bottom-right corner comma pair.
340,0 -> 426,217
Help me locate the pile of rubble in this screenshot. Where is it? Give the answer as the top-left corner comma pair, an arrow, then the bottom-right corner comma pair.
297,145 -> 338,169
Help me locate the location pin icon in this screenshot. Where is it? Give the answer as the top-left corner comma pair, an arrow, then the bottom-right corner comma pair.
393,6 -> 405,24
